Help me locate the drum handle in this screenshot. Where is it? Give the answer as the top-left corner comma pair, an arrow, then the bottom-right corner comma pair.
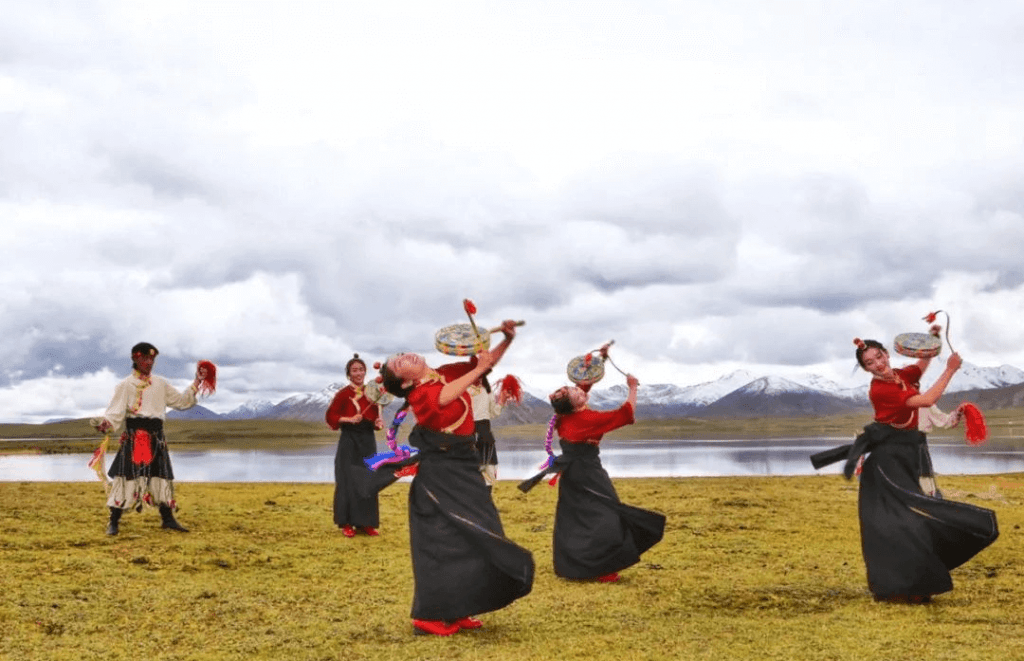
485,320 -> 526,333
943,311 -> 955,355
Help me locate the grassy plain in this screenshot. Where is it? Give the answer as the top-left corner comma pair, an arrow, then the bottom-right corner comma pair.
3,412 -> 1024,659
1,475 -> 1023,661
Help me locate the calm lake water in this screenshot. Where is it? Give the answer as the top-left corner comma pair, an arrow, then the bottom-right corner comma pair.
4,437 -> 1024,482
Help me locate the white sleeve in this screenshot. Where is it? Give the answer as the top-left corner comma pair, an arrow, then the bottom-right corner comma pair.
162,377 -> 199,411
102,380 -> 131,435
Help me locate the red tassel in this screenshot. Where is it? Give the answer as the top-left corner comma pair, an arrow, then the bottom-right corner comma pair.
463,298 -> 477,315
132,430 -> 153,465
498,374 -> 523,405
197,360 -> 217,395
394,464 -> 419,478
960,402 -> 988,445
548,473 -> 560,487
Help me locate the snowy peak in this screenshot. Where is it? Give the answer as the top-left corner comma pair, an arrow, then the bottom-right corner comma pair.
730,376 -> 818,397
223,399 -> 276,420
671,370 -> 759,405
200,363 -> 1024,422
924,363 -> 1024,392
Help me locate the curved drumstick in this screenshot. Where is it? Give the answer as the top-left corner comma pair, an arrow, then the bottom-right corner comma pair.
350,393 -> 374,417
594,339 -> 629,377
923,310 -> 955,355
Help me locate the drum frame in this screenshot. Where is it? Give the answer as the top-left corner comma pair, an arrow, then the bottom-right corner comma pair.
435,323 -> 492,356
893,332 -> 942,359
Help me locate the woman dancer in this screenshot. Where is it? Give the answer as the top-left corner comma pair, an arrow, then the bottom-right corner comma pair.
817,336 -> 998,603
325,354 -> 384,537
526,374 -> 665,583
378,320 -> 533,636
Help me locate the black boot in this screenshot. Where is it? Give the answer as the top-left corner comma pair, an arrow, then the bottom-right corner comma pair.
106,507 -> 122,536
159,505 -> 189,532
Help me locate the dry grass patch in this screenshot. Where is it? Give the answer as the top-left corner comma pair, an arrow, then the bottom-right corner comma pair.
1,474 -> 1022,660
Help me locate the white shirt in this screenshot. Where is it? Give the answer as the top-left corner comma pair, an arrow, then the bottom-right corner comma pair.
102,371 -> 198,434
468,384 -> 503,422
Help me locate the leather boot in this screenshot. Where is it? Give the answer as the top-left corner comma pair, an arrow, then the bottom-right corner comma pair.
106,507 -> 122,536
159,505 -> 189,532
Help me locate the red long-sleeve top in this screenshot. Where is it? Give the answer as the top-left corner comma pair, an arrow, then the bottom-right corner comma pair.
325,384 -> 382,430
869,365 -> 922,430
407,360 -> 478,436
555,402 -> 636,444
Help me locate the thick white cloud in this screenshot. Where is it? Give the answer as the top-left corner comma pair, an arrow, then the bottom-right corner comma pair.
3,1 -> 1024,422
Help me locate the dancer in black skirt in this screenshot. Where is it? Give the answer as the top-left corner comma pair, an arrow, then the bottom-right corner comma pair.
813,337 -> 998,603
521,374 -> 665,583
325,354 -> 384,537
377,319 -> 533,636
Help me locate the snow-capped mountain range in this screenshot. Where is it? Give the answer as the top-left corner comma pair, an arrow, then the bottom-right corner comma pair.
170,361 -> 1024,424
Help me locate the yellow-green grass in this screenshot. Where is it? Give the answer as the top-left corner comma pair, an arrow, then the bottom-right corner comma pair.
2,474 -> 1022,660
5,406 -> 1024,455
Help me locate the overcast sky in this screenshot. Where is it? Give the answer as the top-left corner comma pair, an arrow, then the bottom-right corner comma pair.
3,1 -> 1024,423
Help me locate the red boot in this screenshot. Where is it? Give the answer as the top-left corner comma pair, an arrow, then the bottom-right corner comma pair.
412,619 -> 459,636
341,525 -> 355,538
453,616 -> 483,629
597,572 -> 620,583
362,527 -> 379,537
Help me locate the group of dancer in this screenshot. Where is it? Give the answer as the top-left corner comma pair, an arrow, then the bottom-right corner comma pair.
92,312 -> 1000,635
93,324 -> 666,637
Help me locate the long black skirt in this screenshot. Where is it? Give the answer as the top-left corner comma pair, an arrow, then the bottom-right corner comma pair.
553,441 -> 665,579
475,419 -> 499,467
333,421 -> 380,528
407,425 -> 534,620
853,424 -> 999,599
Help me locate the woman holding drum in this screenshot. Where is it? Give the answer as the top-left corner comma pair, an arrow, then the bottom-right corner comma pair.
325,354 -> 391,537
815,322 -> 998,603
377,318 -> 534,637
521,344 -> 665,584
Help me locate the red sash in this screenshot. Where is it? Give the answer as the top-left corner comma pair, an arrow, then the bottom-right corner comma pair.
132,430 -> 153,465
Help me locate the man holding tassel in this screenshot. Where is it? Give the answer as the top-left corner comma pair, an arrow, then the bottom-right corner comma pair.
93,342 -> 214,536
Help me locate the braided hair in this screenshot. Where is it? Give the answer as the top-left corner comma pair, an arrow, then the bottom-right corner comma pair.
550,392 -> 575,415
376,357 -> 413,451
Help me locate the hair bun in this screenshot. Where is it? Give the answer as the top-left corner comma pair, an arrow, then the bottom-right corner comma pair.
853,338 -> 867,350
